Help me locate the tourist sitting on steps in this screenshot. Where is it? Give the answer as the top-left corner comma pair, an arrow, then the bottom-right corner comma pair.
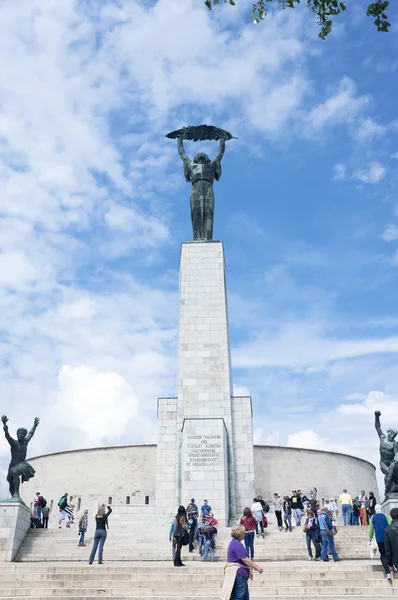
368,503 -> 392,581
30,512 -> 42,528
240,507 -> 257,559
251,498 -> 264,537
173,505 -> 189,567
88,504 -> 112,565
220,525 -> 263,600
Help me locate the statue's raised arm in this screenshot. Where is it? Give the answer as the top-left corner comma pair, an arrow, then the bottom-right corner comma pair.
25,417 -> 40,443
213,138 -> 225,165
375,410 -> 383,439
177,137 -> 191,182
1,415 -> 16,447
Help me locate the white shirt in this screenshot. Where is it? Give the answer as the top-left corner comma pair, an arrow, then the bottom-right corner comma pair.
252,502 -> 263,513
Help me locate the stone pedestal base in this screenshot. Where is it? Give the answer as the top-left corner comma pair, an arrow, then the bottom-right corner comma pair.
0,500 -> 31,561
182,418 -> 228,522
381,495 -> 398,517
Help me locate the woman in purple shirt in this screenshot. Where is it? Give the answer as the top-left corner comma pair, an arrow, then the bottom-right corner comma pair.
227,525 -> 263,600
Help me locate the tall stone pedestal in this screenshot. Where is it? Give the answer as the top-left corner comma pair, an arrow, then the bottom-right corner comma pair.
0,500 -> 31,561
156,241 -> 254,522
382,495 -> 398,517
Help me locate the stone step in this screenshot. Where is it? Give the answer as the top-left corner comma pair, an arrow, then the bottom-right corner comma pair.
0,588 -> 396,597
0,578 -> 391,588
0,597 -> 394,600
0,566 -> 385,574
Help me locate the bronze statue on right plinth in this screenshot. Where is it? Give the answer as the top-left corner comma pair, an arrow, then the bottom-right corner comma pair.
375,410 -> 398,499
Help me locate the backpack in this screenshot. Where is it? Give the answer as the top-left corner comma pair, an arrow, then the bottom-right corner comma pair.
264,503 -> 270,513
58,497 -> 67,510
41,498 -> 47,508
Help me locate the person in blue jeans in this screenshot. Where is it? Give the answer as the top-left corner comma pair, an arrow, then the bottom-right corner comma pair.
88,504 -> 112,565
78,510 -> 88,547
283,496 -> 292,532
318,508 -> 341,562
240,507 -> 257,559
304,510 -> 321,560
224,525 -> 263,600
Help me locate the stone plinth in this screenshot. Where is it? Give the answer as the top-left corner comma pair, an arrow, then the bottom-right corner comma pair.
182,418 -> 228,522
381,495 -> 398,517
0,500 -> 31,561
232,396 -> 255,512
175,241 -> 239,520
156,396 -> 177,518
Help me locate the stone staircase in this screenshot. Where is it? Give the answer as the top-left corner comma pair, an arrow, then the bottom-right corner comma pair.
16,513 -> 371,562
9,510 -> 398,599
0,561 -> 396,599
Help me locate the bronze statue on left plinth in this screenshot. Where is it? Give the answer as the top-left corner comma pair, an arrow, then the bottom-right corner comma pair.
1,415 -> 39,499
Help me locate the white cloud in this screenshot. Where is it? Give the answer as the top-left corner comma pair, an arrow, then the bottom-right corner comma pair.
307,77 -> 368,131
382,225 -> 398,241
51,365 -> 154,446
287,429 -> 329,451
234,319 -> 398,370
332,163 -> 347,181
353,117 -> 398,141
338,390 -> 398,420
355,162 -> 387,183
0,251 -> 39,289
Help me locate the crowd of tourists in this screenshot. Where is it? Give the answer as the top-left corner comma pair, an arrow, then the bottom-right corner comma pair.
30,490 -> 112,565
30,484 -> 398,592
170,498 -> 219,567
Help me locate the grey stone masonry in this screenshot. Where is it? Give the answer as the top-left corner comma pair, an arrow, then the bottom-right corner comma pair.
156,397 -> 177,518
0,500 -> 31,561
164,241 -> 254,522
182,418 -> 229,522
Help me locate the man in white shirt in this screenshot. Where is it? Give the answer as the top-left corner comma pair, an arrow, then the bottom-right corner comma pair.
252,498 -> 264,537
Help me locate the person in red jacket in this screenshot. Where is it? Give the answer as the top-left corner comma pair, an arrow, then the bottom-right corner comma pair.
240,507 -> 257,559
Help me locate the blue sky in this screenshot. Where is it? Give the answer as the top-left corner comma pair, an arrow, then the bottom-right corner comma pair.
0,0 -> 398,497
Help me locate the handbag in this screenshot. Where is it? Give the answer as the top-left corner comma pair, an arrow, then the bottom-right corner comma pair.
174,524 -> 189,546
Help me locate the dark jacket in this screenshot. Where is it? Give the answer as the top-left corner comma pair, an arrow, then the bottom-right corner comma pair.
95,507 -> 112,530
283,500 -> 292,515
309,499 -> 318,513
187,505 -> 199,522
368,496 -> 377,515
385,520 -> 398,566
304,516 -> 319,533
291,495 -> 304,510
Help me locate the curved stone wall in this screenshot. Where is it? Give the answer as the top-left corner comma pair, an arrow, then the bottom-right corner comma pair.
253,445 -> 379,503
21,443 -> 379,520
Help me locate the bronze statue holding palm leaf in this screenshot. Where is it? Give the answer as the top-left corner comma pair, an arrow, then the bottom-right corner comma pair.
166,125 -> 236,241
